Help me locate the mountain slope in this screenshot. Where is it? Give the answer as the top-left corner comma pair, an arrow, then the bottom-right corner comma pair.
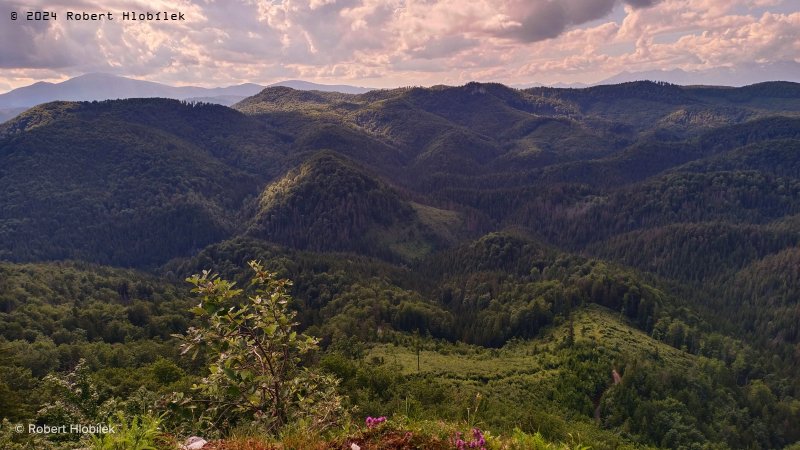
0,100 -> 270,267
267,79 -> 373,94
246,152 -> 450,261
4,82 -> 800,270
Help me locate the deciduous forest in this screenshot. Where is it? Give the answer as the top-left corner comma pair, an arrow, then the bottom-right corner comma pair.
1,81 -> 800,449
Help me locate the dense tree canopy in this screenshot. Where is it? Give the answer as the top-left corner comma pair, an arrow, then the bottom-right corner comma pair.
2,81 -> 800,448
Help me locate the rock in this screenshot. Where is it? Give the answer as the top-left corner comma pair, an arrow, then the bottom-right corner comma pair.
350,443 -> 361,450
183,436 -> 208,450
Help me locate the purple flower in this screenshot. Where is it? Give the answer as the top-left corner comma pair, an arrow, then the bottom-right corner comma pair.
454,428 -> 486,450
365,416 -> 387,428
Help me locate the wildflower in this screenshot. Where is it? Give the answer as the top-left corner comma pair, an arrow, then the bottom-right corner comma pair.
365,416 -> 387,428
471,428 -> 487,449
453,428 -> 486,450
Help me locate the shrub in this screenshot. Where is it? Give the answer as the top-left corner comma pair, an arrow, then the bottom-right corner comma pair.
176,261 -> 343,435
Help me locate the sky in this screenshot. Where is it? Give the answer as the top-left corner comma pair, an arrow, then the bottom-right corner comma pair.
0,0 -> 798,91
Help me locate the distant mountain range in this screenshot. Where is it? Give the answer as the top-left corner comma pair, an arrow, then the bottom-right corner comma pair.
598,61 -> 800,86
4,64 -> 800,123
0,74 -> 373,122
514,61 -> 800,89
265,79 -> 373,95
0,73 -> 263,108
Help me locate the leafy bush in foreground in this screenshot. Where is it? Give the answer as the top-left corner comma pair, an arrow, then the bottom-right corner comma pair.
176,261 -> 343,435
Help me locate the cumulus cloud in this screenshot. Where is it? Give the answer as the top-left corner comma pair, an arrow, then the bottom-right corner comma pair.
0,0 -> 797,88
0,18 -> 68,68
625,0 -> 660,8
498,0 -> 622,42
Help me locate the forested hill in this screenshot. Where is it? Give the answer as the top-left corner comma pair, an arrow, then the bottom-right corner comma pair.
2,81 -> 799,266
2,81 -> 800,448
2,80 -> 799,348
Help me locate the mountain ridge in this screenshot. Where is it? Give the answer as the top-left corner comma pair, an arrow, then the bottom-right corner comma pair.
0,73 -> 375,114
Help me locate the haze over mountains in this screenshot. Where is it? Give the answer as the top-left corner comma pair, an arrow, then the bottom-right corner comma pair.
0,73 -> 374,122
5,63 -> 800,124
2,79 -> 800,448
599,61 -> 800,87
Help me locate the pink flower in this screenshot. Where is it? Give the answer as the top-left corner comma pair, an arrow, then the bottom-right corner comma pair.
453,428 -> 486,450
365,416 -> 387,428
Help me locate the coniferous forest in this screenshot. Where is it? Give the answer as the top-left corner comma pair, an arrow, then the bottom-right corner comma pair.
1,81 -> 800,449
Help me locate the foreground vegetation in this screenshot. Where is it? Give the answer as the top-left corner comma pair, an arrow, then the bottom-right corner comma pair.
0,263 -> 600,449
2,257 -> 798,448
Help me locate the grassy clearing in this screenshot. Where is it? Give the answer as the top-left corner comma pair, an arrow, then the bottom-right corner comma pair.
362,305 -> 696,448
369,305 -> 693,379
410,202 -> 463,244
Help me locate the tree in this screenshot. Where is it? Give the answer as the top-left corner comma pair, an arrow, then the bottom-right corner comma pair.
177,261 -> 342,434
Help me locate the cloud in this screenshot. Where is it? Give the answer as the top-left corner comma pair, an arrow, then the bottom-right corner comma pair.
493,0 -> 797,86
0,0 -> 797,89
625,0 -> 660,8
0,7 -> 70,68
496,0 -> 643,43
408,36 -> 479,60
